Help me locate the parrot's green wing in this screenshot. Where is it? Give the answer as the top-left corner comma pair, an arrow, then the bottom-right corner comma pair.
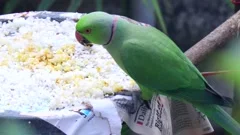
120,39 -> 232,106
120,39 -> 202,90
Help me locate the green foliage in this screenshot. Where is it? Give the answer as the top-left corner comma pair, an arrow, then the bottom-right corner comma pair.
214,38 -> 240,76
141,0 -> 168,34
3,0 -> 166,35
3,0 -> 21,14
121,123 -> 131,135
67,0 -> 83,12
96,0 -> 103,11
225,0 -> 234,9
37,0 -> 56,11
213,38 -> 240,127
151,0 -> 168,34
2,0 -> 101,13
142,0 -> 150,7
1,121 -> 37,135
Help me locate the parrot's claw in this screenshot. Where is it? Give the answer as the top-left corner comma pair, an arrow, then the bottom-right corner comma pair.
113,90 -> 151,114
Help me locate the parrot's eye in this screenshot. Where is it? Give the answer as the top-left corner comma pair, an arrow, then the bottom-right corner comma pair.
85,29 -> 92,34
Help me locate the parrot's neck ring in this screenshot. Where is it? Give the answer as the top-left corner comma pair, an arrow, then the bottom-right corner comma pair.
103,16 -> 118,46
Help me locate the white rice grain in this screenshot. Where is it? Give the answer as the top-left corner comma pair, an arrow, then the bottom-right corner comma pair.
0,17 -> 139,112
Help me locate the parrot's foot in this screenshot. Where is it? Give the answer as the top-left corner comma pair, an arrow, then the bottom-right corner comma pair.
114,90 -> 151,114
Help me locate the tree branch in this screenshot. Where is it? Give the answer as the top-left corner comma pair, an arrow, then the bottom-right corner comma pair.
185,10 -> 240,65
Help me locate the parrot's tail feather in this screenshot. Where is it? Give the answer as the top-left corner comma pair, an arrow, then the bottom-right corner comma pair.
221,96 -> 234,107
205,87 -> 234,107
195,104 -> 240,135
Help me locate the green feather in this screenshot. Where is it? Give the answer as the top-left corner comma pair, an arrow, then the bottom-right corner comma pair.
195,104 -> 240,135
107,15 -> 240,134
75,11 -> 240,134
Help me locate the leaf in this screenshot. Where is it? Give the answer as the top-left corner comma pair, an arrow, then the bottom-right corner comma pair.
37,0 -> 56,11
141,0 -> 168,34
67,0 -> 83,12
96,0 -> 103,11
3,0 -> 21,14
225,0 -> 234,9
151,0 -> 168,34
142,0 -> 150,7
121,123 -> 131,135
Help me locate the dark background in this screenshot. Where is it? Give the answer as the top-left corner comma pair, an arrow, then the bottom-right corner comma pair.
0,0 -> 234,51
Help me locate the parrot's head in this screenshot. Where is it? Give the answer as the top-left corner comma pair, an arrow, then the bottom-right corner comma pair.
75,11 -> 116,46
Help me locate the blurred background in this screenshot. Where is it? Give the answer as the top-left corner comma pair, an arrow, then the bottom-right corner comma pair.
0,0 -> 234,51
0,0 -> 239,135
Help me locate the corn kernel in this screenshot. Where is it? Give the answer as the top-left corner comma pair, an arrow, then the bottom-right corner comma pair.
63,66 -> 71,72
0,59 -> 8,66
7,45 -> 13,54
113,83 -> 123,92
22,32 -> 33,40
96,67 -> 101,72
25,44 -> 36,52
130,79 -> 136,86
56,78 -> 61,84
56,49 -> 64,54
54,64 -> 62,71
102,81 -> 109,87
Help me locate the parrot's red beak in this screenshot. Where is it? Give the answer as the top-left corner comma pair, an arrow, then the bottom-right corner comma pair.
75,31 -> 83,43
75,31 -> 93,47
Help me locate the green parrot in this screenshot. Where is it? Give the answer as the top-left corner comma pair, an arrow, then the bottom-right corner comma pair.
75,11 -> 240,134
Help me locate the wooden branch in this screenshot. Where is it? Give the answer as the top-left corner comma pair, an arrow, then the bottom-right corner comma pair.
185,10 -> 240,65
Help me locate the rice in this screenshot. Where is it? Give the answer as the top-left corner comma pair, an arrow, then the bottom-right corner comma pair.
0,17 -> 138,112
